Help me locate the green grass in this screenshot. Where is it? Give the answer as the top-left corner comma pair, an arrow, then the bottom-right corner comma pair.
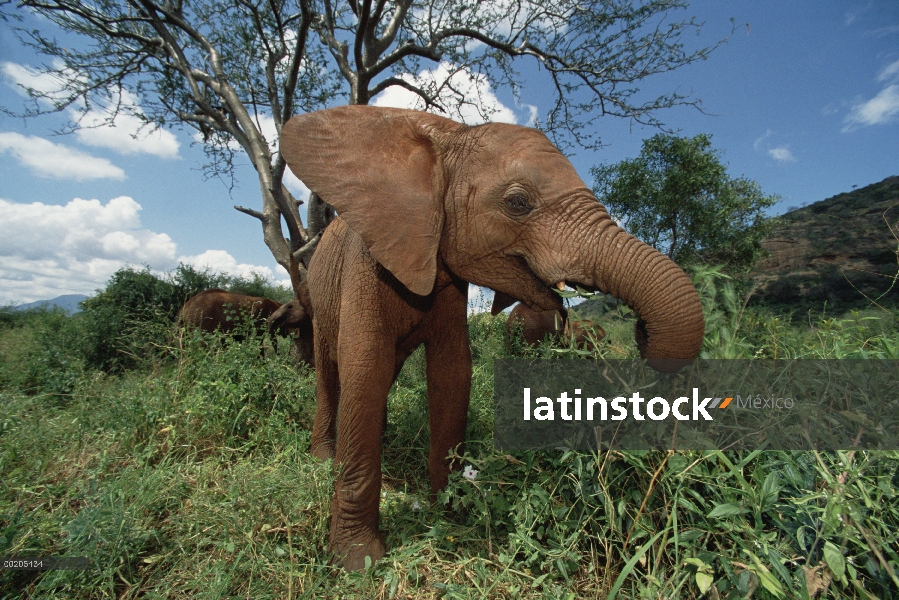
1,273 -> 898,598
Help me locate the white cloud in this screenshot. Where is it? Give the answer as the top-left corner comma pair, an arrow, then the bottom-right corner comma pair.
0,132 -> 125,181
0,196 -> 278,304
753,129 -> 773,150
753,129 -> 796,162
179,249 -> 276,282
868,25 -> 899,38
283,168 -> 310,200
820,103 -> 840,117
373,62 -> 520,125
1,60 -> 75,105
878,58 -> 899,82
768,147 -> 796,162
71,88 -> 180,159
843,84 -> 899,130
73,91 -> 180,159
412,2 -> 568,53
186,111 -> 309,200
74,112 -> 180,159
4,61 -> 180,159
253,113 -> 310,198
842,58 -> 899,131
0,196 -> 174,303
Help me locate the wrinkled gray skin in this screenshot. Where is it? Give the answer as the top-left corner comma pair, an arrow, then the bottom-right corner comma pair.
280,105 -> 705,570
504,303 -> 605,352
267,279 -> 315,366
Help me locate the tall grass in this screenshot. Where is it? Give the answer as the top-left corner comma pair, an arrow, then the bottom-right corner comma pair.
1,273 -> 897,598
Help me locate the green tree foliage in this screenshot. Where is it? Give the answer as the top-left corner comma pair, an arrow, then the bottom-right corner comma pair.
591,133 -> 778,271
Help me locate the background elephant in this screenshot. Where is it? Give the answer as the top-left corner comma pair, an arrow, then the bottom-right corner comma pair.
280,105 -> 705,570
267,256 -> 316,366
178,290 -> 283,338
504,303 -> 605,352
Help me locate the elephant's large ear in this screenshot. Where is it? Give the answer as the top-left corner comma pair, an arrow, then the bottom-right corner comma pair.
281,106 -> 462,296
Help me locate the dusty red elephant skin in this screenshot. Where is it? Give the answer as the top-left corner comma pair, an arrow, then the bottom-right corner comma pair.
179,289 -> 282,336
280,105 -> 705,570
505,303 -> 605,351
266,276 -> 316,366
180,289 -> 314,364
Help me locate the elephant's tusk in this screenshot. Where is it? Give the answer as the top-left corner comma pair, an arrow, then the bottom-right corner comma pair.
556,281 -> 566,291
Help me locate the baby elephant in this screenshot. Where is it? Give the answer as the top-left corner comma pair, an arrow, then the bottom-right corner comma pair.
506,303 -> 605,352
266,278 -> 315,366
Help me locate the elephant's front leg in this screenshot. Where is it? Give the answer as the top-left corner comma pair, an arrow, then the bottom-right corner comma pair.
329,333 -> 396,571
311,320 -> 338,460
425,281 -> 473,494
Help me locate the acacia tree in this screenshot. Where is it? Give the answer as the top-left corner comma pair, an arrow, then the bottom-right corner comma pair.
1,0 -> 728,274
591,133 -> 779,271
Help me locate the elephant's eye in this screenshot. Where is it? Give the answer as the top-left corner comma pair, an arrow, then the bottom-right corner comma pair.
505,194 -> 532,216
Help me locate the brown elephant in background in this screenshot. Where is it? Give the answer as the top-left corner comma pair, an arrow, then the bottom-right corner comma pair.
267,256 -> 316,366
179,289 -> 283,337
280,105 -> 705,570
179,289 -> 314,364
505,303 -> 605,352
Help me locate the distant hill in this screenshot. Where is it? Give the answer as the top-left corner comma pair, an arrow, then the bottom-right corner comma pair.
15,294 -> 89,314
746,175 -> 899,314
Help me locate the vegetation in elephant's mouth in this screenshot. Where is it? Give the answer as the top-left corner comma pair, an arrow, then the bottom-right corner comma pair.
1,268 -> 898,598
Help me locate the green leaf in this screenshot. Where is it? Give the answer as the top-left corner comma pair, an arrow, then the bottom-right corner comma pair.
708,503 -> 748,518
743,549 -> 785,599
823,541 -> 845,579
684,557 -> 708,569
606,529 -> 667,600
696,571 -> 714,594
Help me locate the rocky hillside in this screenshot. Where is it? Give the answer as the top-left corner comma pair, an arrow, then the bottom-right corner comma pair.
746,175 -> 899,314
571,176 -> 899,320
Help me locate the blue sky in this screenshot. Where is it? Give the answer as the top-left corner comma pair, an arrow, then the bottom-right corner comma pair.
1,1 -> 897,305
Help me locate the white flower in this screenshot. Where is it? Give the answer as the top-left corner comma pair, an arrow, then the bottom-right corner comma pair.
462,465 -> 479,481
411,499 -> 422,512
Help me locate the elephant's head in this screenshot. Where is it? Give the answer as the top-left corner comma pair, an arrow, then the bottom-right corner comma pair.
267,292 -> 310,337
281,106 -> 704,362
267,254 -> 315,365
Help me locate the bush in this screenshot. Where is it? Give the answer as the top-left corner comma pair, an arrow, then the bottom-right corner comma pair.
0,308 -> 86,397
77,264 -> 290,372
78,267 -> 182,372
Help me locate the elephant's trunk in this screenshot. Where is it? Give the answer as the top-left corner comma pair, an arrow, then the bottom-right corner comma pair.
573,213 -> 705,364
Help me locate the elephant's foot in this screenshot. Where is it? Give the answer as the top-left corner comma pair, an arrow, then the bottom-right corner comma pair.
312,444 -> 336,460
329,531 -> 385,571
311,441 -> 336,460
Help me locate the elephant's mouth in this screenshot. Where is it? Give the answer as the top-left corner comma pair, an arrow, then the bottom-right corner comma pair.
489,257 -> 572,315
267,314 -> 286,335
